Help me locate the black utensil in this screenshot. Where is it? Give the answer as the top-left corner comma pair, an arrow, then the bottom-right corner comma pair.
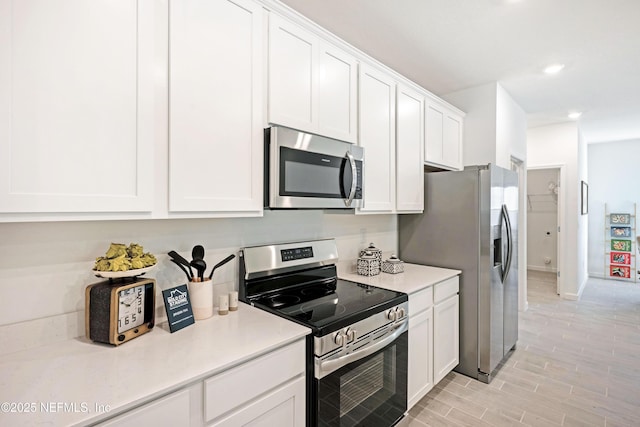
170,259 -> 192,282
168,250 -> 194,279
192,245 -> 205,261
207,254 -> 236,280
191,259 -> 207,280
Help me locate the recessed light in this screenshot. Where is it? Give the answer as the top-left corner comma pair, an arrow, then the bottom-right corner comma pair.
568,112 -> 582,119
544,64 -> 565,75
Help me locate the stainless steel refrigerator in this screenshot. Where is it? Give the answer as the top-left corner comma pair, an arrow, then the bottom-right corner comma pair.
399,164 -> 518,383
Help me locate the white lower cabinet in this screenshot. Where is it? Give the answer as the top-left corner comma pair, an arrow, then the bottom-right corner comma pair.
407,276 -> 459,410
408,305 -> 433,409
210,377 -> 305,427
203,340 -> 305,425
97,339 -> 306,427
433,278 -> 460,384
98,387 -> 194,427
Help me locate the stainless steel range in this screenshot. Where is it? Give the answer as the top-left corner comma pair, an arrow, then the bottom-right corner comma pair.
239,239 -> 408,427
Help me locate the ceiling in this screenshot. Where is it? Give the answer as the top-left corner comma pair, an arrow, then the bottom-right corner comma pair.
279,0 -> 640,144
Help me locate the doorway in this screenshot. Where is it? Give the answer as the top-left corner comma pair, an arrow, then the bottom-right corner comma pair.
526,166 -> 563,295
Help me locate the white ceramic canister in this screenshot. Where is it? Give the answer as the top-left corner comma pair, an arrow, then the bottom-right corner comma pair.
188,279 -> 213,320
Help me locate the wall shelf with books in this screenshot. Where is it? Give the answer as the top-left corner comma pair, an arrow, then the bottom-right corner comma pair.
604,203 -> 637,282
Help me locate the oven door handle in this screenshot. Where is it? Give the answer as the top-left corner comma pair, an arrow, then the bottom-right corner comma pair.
316,319 -> 408,379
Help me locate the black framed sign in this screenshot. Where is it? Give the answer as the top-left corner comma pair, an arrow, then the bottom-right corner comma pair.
162,284 -> 195,333
581,181 -> 588,215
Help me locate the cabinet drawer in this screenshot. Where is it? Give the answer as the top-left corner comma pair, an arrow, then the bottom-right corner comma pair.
98,389 -> 191,427
433,276 -> 459,304
204,340 -> 305,423
409,286 -> 433,315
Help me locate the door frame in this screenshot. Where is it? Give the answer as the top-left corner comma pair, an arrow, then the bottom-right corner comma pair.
526,164 -> 565,296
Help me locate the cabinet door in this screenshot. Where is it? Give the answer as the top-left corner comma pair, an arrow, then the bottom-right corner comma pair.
268,14 -> 317,133
396,85 -> 424,213
318,42 -> 357,143
0,0 -> 155,214
443,113 -> 463,170
358,64 -> 396,213
98,389 -> 191,427
169,0 -> 263,213
433,295 -> 460,384
211,377 -> 305,427
425,101 -> 463,171
408,308 -> 433,409
425,103 -> 444,167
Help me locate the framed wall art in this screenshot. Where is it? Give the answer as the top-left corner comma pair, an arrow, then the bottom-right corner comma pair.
581,181 -> 588,215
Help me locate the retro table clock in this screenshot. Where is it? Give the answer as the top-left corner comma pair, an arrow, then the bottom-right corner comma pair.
85,276 -> 156,345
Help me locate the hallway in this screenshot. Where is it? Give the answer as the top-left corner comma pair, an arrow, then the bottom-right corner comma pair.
401,272 -> 640,426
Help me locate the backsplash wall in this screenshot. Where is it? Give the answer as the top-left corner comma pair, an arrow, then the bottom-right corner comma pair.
0,211 -> 397,354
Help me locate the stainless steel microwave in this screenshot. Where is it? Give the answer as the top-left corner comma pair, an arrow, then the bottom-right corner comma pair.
265,126 -> 364,209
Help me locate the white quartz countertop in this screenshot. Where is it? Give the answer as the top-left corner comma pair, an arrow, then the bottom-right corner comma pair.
338,262 -> 461,294
0,303 -> 310,427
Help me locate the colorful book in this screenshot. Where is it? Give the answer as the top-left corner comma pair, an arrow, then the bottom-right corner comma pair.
611,226 -> 632,237
611,239 -> 632,252
611,252 -> 631,265
610,265 -> 631,278
610,213 -> 631,224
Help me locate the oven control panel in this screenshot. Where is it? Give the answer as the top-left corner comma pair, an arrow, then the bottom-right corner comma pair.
281,246 -> 314,262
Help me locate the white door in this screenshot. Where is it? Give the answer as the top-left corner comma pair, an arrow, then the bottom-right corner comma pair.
169,0 -> 263,213
358,64 -> 396,213
0,0 -> 156,214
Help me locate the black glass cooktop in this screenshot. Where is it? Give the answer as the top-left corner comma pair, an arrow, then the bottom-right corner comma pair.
249,277 -> 407,336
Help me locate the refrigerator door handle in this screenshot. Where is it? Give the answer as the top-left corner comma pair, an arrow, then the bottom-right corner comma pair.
501,204 -> 513,283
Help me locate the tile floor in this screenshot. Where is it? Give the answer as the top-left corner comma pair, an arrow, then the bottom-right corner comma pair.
399,271 -> 640,426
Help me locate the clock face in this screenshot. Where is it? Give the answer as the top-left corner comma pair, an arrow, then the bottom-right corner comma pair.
118,285 -> 145,333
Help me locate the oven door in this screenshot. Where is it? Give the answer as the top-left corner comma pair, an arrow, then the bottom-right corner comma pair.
314,328 -> 408,427
267,126 -> 363,209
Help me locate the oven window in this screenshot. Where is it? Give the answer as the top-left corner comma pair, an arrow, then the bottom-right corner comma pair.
316,331 -> 407,427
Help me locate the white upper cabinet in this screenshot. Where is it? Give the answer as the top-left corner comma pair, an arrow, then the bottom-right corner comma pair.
317,42 -> 358,143
169,0 -> 263,213
268,14 -> 357,143
396,85 -> 425,213
0,0 -> 157,215
358,64 -> 396,213
425,99 -> 463,171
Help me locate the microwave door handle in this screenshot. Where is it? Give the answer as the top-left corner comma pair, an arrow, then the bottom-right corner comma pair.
344,151 -> 357,207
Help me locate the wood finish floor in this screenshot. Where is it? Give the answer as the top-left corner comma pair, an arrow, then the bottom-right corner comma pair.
399,271 -> 640,427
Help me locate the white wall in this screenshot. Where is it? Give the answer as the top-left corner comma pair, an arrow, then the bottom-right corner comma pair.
443,82 -> 497,166
527,122 -> 586,299
0,212 -> 397,354
496,83 -> 527,166
587,139 -> 640,278
527,168 -> 558,272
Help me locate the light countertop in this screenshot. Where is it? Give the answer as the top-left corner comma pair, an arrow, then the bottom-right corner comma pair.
338,262 -> 461,294
0,303 -> 310,426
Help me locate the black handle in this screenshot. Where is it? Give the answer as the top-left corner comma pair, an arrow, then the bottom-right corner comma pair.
208,254 -> 236,280
168,250 -> 194,279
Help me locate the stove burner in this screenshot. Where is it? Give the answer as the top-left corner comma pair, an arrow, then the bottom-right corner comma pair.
300,286 -> 334,298
266,294 -> 301,308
